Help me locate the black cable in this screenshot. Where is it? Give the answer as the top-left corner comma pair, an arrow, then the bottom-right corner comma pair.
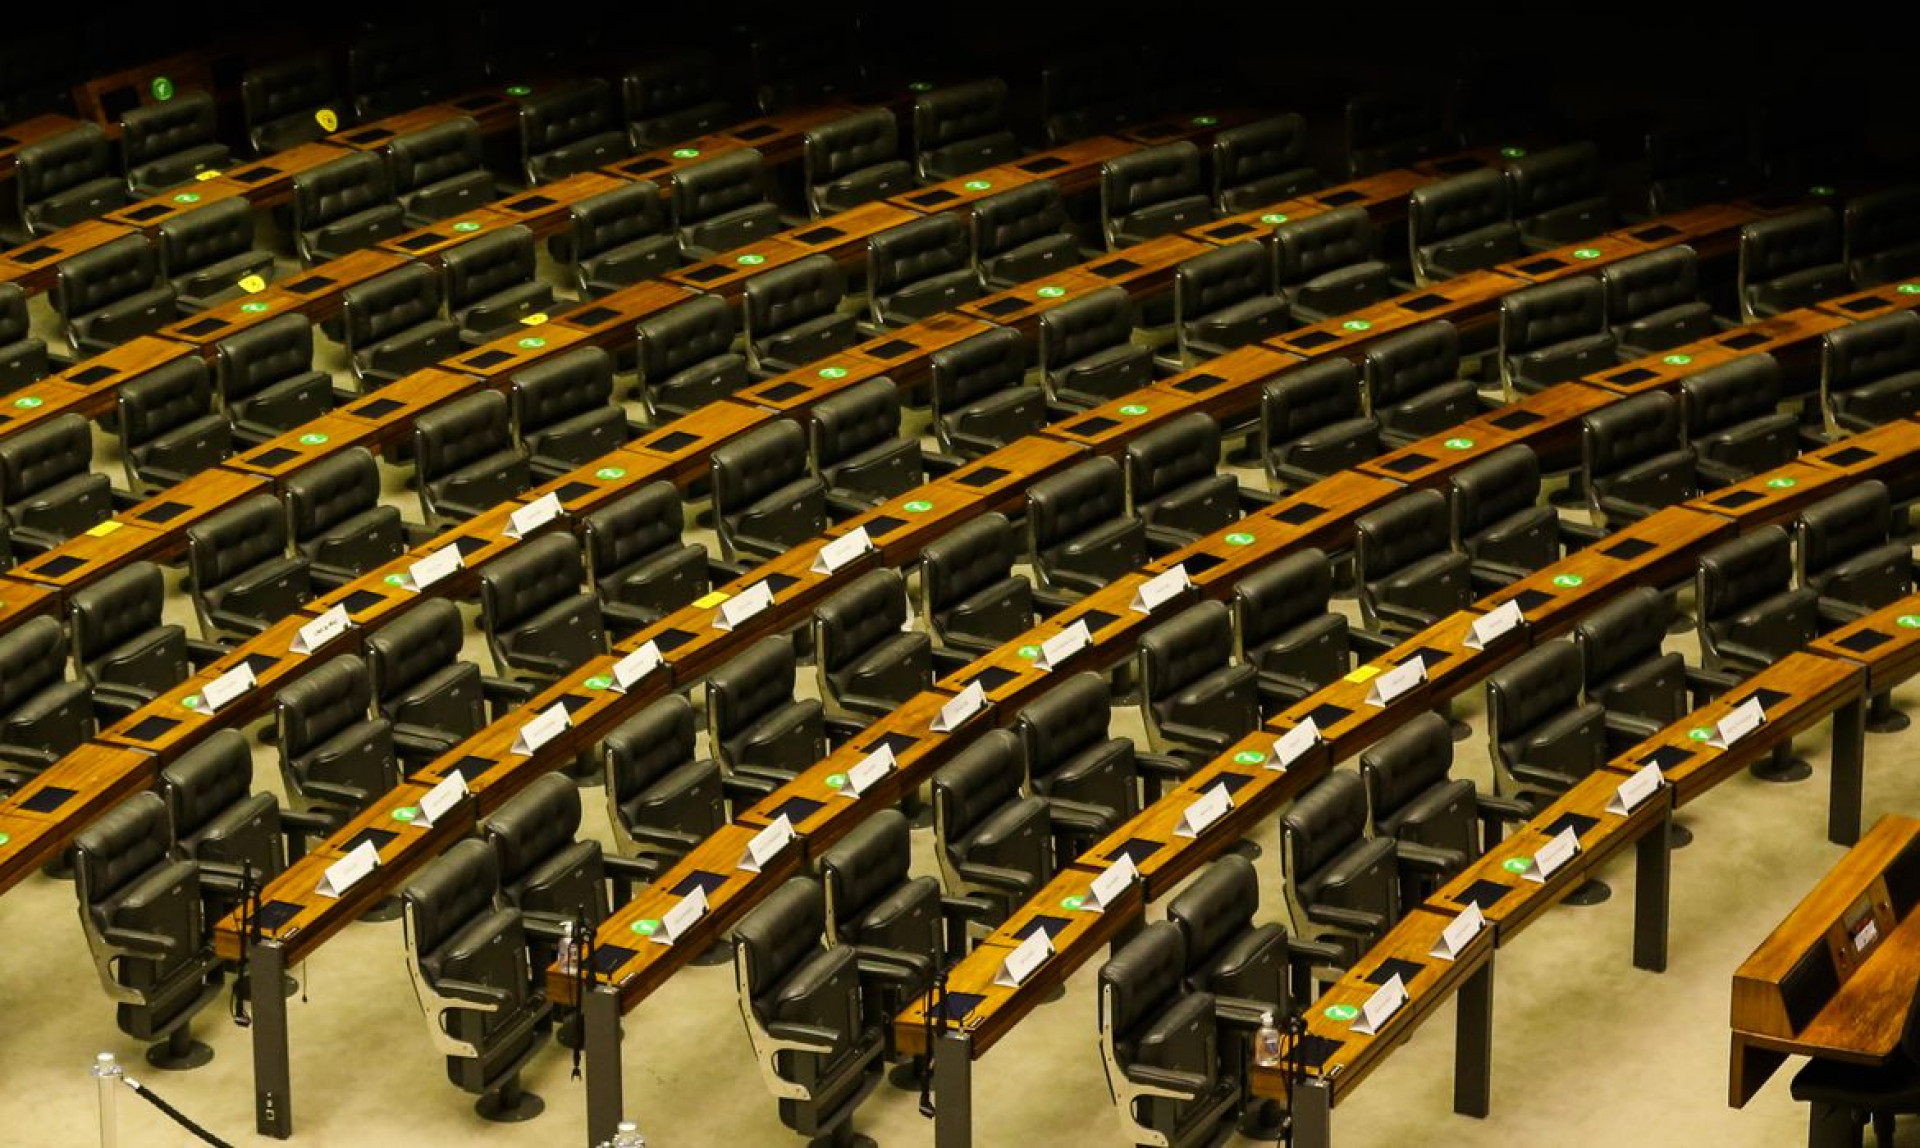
918,966 -> 947,1118
123,1077 -> 235,1148
230,863 -> 260,1028
570,909 -> 592,1082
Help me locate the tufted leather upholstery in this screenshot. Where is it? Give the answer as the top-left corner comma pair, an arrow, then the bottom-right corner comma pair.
1507,142 -> 1614,248
157,199 -> 275,312
479,533 -> 605,680
187,494 -> 311,639
921,512 -> 1031,655
0,613 -> 93,773
561,182 -> 676,296
932,729 -> 1052,921
1498,277 -> 1616,395
804,108 -> 913,217
240,54 -> 340,155
1235,549 -> 1348,707
1018,671 -> 1138,844
277,654 -> 397,813
1361,713 -> 1479,884
214,314 -> 331,444
669,149 -> 783,259
1486,641 -> 1607,794
1357,490 -> 1472,631
120,92 -> 231,196
929,327 -> 1041,457
1363,321 -> 1480,445
283,447 -> 403,584
366,599 -> 486,752
1037,286 -> 1150,409
1740,209 -> 1849,319
56,234 -> 176,357
1272,207 -> 1394,322
867,215 -> 980,327
1680,355 -> 1796,483
388,118 -> 494,226
742,253 -> 855,376
69,563 -> 188,718
1844,187 -> 1920,289
1127,413 -> 1238,545
0,282 -> 48,394
1821,312 -> 1920,433
291,152 -> 406,265
510,347 -> 626,480
1280,771 -> 1397,958
441,225 -> 553,343
1261,358 -> 1382,489
602,695 -> 725,869
811,378 -> 920,508
0,413 -> 110,551
707,636 -> 824,780
635,294 -> 747,419
814,568 -> 930,716
414,390 -> 530,524
519,79 -> 630,184
1138,601 -> 1258,757
1582,391 -> 1695,526
15,122 -> 125,237
622,54 -> 731,148
1410,169 -> 1522,282
912,79 -> 1019,181
482,773 -> 608,928
582,482 -> 706,631
1172,241 -> 1288,360
1600,245 -> 1717,356
1102,142 -> 1212,248
1697,527 -> 1818,673
1213,114 -> 1318,214
1574,587 -> 1688,747
1799,482 -> 1912,611
1450,444 -> 1558,588
971,181 -> 1079,289
1028,457 -> 1144,593
1099,922 -> 1238,1148
117,357 -> 229,492
711,420 -> 827,562
339,263 -> 459,389
161,729 -> 285,882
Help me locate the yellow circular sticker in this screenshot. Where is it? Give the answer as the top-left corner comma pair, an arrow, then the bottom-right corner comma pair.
195,169 -> 222,182
519,313 -> 548,326
315,108 -> 339,132
238,275 -> 267,294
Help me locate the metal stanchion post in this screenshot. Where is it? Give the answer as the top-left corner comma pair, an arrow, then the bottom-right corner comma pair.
93,1053 -> 123,1148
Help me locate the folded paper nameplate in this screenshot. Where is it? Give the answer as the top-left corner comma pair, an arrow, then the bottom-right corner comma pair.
511,702 -> 572,755
1709,697 -> 1765,748
1036,620 -> 1092,671
505,492 -> 562,539
1350,974 -> 1407,1035
1131,565 -> 1191,615
812,527 -> 873,573
1085,854 -> 1138,912
291,605 -> 351,654
1607,762 -> 1664,816
845,745 -> 896,797
202,663 -> 257,713
738,815 -> 795,872
1365,657 -> 1427,707
994,928 -> 1053,987
402,545 -> 464,591
1524,826 -> 1581,883
1430,902 -> 1485,961
317,840 -> 381,898
1175,782 -> 1234,838
931,681 -> 987,732
1464,600 -> 1523,650
714,581 -> 775,631
1269,719 -> 1320,771
417,772 -> 468,829
652,885 -> 709,945
612,642 -> 664,691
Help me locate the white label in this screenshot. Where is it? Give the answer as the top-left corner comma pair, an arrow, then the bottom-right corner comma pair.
403,545 -> 464,591
1085,855 -> 1138,911
611,642 -> 663,692
738,815 -> 795,872
1269,719 -> 1320,771
993,928 -> 1053,987
510,702 -> 572,755
845,744 -> 896,797
1855,917 -> 1880,952
713,581 -> 775,631
316,839 -> 381,898
416,773 -> 467,829
1175,782 -> 1234,838
1130,565 -> 1191,615
1524,826 -> 1582,883
1607,762 -> 1665,816
1350,973 -> 1408,1035
1365,657 -> 1427,707
1709,697 -> 1766,748
1430,902 -> 1485,961
1464,600 -> 1524,650
812,527 -> 873,573
652,885 -> 709,945
1035,620 -> 1092,671
505,492 -> 563,539
931,681 -> 987,732
201,663 -> 256,713
291,606 -> 351,654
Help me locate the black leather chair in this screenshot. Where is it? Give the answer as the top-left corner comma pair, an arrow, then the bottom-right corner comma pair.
11,123 -> 125,239
582,481 -> 709,635
1261,358 -> 1382,490
1646,118 -> 1758,214
1507,143 -> 1614,249
1799,483 -> 1914,731
366,599 -> 514,765
511,347 -> 628,481
1409,169 -> 1523,283
971,181 -> 1079,290
1028,457 -> 1145,599
1498,278 -> 1617,397
290,152 -> 405,265
400,839 -> 550,1122
69,563 -> 191,724
1844,186 -> 1920,288
1698,528 -> 1821,780
120,92 -> 231,196
1271,208 -> 1396,324
520,79 -> 630,184
622,54 -> 732,148
818,810 -> 943,1072
1017,672 -> 1142,858
601,696 -> 728,882
0,282 -> 50,395
240,54 -> 340,155
275,655 -> 400,825
1362,713 -> 1519,905
811,378 -> 922,513
1363,321 -> 1482,447
0,616 -> 93,785
1037,286 -> 1150,410
414,390 -> 531,526
482,773 -> 617,941
813,568 -> 932,719
1820,312 -> 1920,435
1213,114 -> 1318,214
743,254 -> 856,377
1041,48 -> 1141,144
1097,924 -> 1240,1148
1278,771 -> 1397,968
346,29 -> 456,121
928,327 -> 1043,458
1234,550 -> 1350,713
283,447 -> 405,588
866,215 -> 981,328
932,729 -> 1054,932
337,263 -> 461,390
56,234 -> 176,357
1168,242 -> 1289,363
804,108 -> 913,217
732,877 -> 885,1146
117,357 -> 231,494
1681,355 -> 1799,486
73,794 -> 223,1070
186,494 -> 312,640
1344,90 -> 1449,176
635,293 -> 749,421
442,226 -> 554,345
160,730 -> 301,894
1740,208 -> 1850,320
1102,142 -> 1212,249
214,314 -> 332,445
669,150 -> 784,259
1138,601 -> 1258,762
711,420 -> 827,563
555,182 -> 677,297
912,79 -> 1019,182
1355,490 -> 1471,632
0,413 -> 111,554
156,199 -> 275,312
1126,412 -> 1243,550
1449,445 -> 1568,590
388,117 -> 495,226
707,636 -> 826,785
1582,391 -> 1698,528
919,512 -> 1033,657
1573,587 -> 1693,754
478,533 -> 606,681
1601,246 -> 1719,357
1484,641 -> 1614,901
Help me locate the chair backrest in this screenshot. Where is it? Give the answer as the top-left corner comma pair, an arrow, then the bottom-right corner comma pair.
1234,549 -> 1333,649
734,876 -> 826,1006
0,412 -> 92,505
913,78 -> 1010,169
480,532 -> 589,635
1359,711 -> 1455,821
1798,482 -> 1893,583
58,234 -> 161,318
1140,601 -> 1235,704
1741,207 -> 1840,284
1213,114 -> 1309,199
743,253 -> 843,340
159,729 -> 257,844
1601,245 -> 1701,325
604,695 -> 700,804
1175,242 -> 1269,322
117,357 -> 215,449
806,107 -> 899,184
922,512 -> 1018,612
583,481 -> 685,581
156,198 -> 256,280
387,117 -> 484,194
1449,445 -> 1542,542
1099,921 -> 1186,1042
187,493 -> 289,592
241,54 -> 334,133
119,91 -> 218,167
815,568 -> 909,679
441,226 -> 538,311
482,772 -> 587,892
1017,671 -> 1112,777
402,837 -> 501,960
1282,770 -> 1371,880
1345,90 -> 1447,173
1041,48 -> 1139,143
283,446 -> 382,545
215,313 -> 315,403
521,79 -> 616,157
818,808 -> 914,939
712,419 -> 809,517
1364,321 -> 1461,409
1356,489 -> 1452,582
1505,142 -> 1602,217
708,636 -> 799,741
637,293 -> 736,380
1028,457 -> 1127,552
669,149 -> 770,227
69,562 -> 169,673
510,346 -> 615,436
341,262 -> 444,347
971,181 -> 1068,260
16,122 -> 112,202
1038,287 -> 1133,372
1680,355 -> 1782,438
568,182 -> 666,262
1263,359 -> 1365,439
1501,277 -> 1605,358
279,654 -> 376,756
415,390 -> 514,484
1583,391 -> 1683,481
1166,854 -> 1264,972
1125,412 -> 1222,507
933,729 -> 1026,843
1410,169 -> 1510,248
1486,640 -> 1586,747
869,214 -> 970,298
622,53 -> 726,141
1574,586 -> 1669,690
1103,142 -> 1203,219
293,151 -> 394,233
365,598 -> 474,707
0,614 -> 70,714
811,377 -> 902,470
1273,207 -> 1377,287
1823,312 -> 1920,393
931,328 -> 1026,412
1845,187 -> 1920,283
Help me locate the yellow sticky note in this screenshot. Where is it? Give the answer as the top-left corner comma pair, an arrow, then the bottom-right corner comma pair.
694,591 -> 731,609
195,169 -> 222,181
1343,665 -> 1381,684
518,312 -> 548,326
238,275 -> 266,294
85,521 -> 123,538
315,108 -> 339,132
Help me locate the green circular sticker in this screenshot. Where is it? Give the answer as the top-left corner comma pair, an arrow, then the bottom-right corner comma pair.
518,337 -> 547,349
1552,574 -> 1584,588
1119,403 -> 1149,416
904,500 -> 933,513
1573,247 -> 1601,260
1502,857 -> 1532,874
151,77 -> 175,101
299,433 -> 329,446
1444,437 -> 1474,450
172,191 -> 201,204
632,919 -> 660,936
385,574 -> 406,586
1898,615 -> 1920,629
1766,476 -> 1797,489
585,675 -> 613,691
596,467 -> 627,481
1017,645 -> 1040,660
1810,185 -> 1837,197
241,301 -> 269,314
964,179 -> 992,192
818,366 -> 849,379
909,81 -> 934,92
1233,750 -> 1266,766
1192,115 -> 1219,126
452,220 -> 481,233
736,253 -> 766,266
1899,284 -> 1920,296
1324,1004 -> 1360,1022
1342,319 -> 1372,332
1688,727 -> 1713,742
0,833 -> 9,847
1260,213 -> 1289,226
1500,146 -> 1527,159
825,773 -> 848,790
1226,532 -> 1256,546
1036,285 -> 1067,299
391,806 -> 418,823
183,695 -> 201,710
506,85 -> 532,97
1663,353 -> 1693,366
12,396 -> 42,410
672,147 -> 700,160
1061,895 -> 1086,910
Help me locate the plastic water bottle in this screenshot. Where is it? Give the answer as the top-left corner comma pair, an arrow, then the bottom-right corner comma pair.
610,1121 -> 647,1148
557,921 -> 578,977
1255,1011 -> 1282,1067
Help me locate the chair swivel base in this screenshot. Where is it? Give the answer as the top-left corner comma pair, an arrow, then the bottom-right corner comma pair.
808,1125 -> 876,1148
1868,694 -> 1909,734
145,1027 -> 214,1071
1227,839 -> 1263,862
1670,820 -> 1694,849
1238,1098 -> 1287,1140
563,751 -> 600,788
234,971 -> 300,1002
359,896 -> 405,923
885,1057 -> 925,1091
1749,745 -> 1813,784
692,939 -> 732,967
474,1078 -> 544,1123
1563,878 -> 1611,907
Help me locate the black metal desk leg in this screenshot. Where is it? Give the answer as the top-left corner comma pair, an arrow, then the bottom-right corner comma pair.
252,941 -> 292,1138
584,986 -> 624,1148
1454,954 -> 1494,1119
934,1030 -> 973,1148
1829,696 -> 1866,846
1634,807 -> 1673,973
1293,1077 -> 1333,1148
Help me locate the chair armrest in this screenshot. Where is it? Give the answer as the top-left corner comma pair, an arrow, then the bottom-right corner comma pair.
434,977 -> 512,1010
1032,586 -> 1077,616
1695,457 -> 1749,489
837,692 -> 901,720
403,522 -> 441,547
957,862 -> 1038,895
1287,935 -> 1349,969
1045,567 -> 1108,597
1273,461 -> 1331,492
197,865 -> 252,899
1135,749 -> 1193,803
482,675 -> 538,713
1396,840 -> 1466,876
210,607 -> 271,637
393,726 -> 458,762
601,601 -> 658,633
1213,995 -> 1276,1032
280,808 -> 337,858
930,647 -> 973,677
0,743 -> 58,769
1304,904 -> 1386,934
1685,665 -> 1742,704
1154,721 -> 1233,754
922,451 -> 966,477
765,1021 -> 841,1054
722,773 -> 780,810
505,650 -> 574,678
708,556 -> 755,583
1144,523 -> 1201,557
1715,640 -> 1777,670
1818,596 -> 1872,627
301,779 -> 372,808
1236,484 -> 1278,509
186,638 -> 231,667
1348,626 -> 1397,659
101,924 -> 178,957
1475,792 -> 1532,828
823,715 -> 868,746
110,489 -> 142,512
1557,518 -> 1607,548
1123,1064 -> 1209,1099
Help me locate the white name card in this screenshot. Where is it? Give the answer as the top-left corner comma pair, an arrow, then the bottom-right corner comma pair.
1709,697 -> 1766,748
1463,600 -> 1524,650
1130,565 -> 1191,615
812,527 -> 873,574
1364,657 -> 1427,707
1607,762 -> 1665,816
738,815 -> 795,872
1524,826 -> 1581,884
1269,719 -> 1320,771
316,840 -> 381,898
612,642 -> 664,692
931,681 -> 987,732
651,885 -> 709,946
416,773 -> 468,829
1084,854 -> 1138,912
713,581 -> 775,631
1430,902 -> 1486,961
201,663 -> 256,714
1349,974 -> 1408,1035
845,745 -> 896,797
1035,620 -> 1092,671
403,545 -> 464,591
1175,783 -> 1234,838
993,928 -> 1053,987
291,606 -> 351,654
505,492 -> 563,539
511,702 -> 572,756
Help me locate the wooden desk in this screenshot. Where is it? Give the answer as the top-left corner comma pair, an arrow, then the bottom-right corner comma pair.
330,104 -> 469,150
548,280 -> 692,347
6,518 -> 168,597
780,201 -> 919,266
959,236 -> 1206,336
1265,270 -> 1516,361
5,336 -> 194,426
491,172 -> 631,235
1686,460 -> 1849,529
215,141 -> 353,210
890,165 -> 1042,216
937,573 -> 1160,716
0,114 -> 84,178
444,322 -> 593,380
1359,383 -> 1615,488
1117,109 -> 1258,147
224,368 -> 484,485
605,104 -> 856,186
71,50 -> 238,139
100,177 -> 252,231
620,547 -> 842,685
1147,470 -> 1404,599
624,400 -> 769,491
377,207 -> 518,260
1588,311 -> 1845,396
1802,417 -> 1920,506
5,219 -> 136,295
0,744 -> 157,894
0,378 -> 100,440
1043,387 -> 1208,450
663,237 -> 816,299
1147,344 -> 1303,425
1810,594 -> 1920,698
1818,282 -> 1920,322
158,249 -> 411,355
0,576 -> 59,639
